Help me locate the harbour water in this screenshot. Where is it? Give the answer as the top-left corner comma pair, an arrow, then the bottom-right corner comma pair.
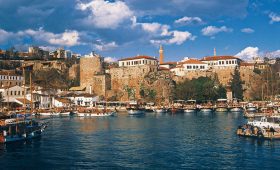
0,112 -> 280,169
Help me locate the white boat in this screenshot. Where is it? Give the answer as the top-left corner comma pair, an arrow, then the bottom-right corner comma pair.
230,107 -> 243,112
248,117 -> 280,129
184,109 -> 196,113
59,111 -> 71,116
128,109 -> 145,115
246,103 -> 257,112
154,109 -> 166,113
200,108 -> 213,113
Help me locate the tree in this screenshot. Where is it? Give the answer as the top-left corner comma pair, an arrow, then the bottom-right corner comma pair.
230,67 -> 244,100
174,77 -> 226,102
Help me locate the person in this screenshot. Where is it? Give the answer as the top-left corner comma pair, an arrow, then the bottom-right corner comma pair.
270,127 -> 276,135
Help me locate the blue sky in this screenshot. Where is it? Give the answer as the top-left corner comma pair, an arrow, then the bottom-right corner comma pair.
0,0 -> 280,61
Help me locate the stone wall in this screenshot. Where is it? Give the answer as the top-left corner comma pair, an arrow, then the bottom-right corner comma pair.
68,64 -> 79,80
80,56 -> 104,92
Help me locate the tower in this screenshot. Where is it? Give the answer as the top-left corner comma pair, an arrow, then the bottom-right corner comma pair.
159,45 -> 164,64
214,48 -> 216,56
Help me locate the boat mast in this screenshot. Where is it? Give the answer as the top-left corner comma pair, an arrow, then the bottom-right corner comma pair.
23,65 -> 26,115
30,72 -> 33,114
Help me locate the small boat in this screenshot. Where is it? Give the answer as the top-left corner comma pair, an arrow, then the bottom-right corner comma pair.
215,99 -> 228,112
127,108 -> 145,115
246,103 -> 257,112
0,118 -> 47,143
184,100 -> 197,113
199,100 -> 214,113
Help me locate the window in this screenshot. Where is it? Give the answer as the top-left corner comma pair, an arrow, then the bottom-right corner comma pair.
22,91 -> 24,95
222,61 -> 224,65
219,61 -> 221,65
11,91 -> 13,95
18,91 -> 20,95
226,61 -> 228,64
14,91 -> 16,95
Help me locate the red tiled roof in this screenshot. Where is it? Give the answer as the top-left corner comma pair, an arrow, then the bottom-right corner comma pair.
180,59 -> 206,65
200,56 -> 240,61
119,55 -> 157,61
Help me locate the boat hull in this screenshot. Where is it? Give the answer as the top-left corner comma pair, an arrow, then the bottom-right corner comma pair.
230,108 -> 243,112
216,108 -> 228,112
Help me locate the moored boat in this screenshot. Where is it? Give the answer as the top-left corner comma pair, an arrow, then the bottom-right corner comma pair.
184,100 -> 197,113
215,99 -> 228,112
0,118 -> 47,143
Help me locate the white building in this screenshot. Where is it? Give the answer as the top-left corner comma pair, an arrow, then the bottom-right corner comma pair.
170,65 -> 185,76
64,93 -> 99,107
180,59 -> 208,71
0,85 -> 25,103
200,56 -> 241,69
118,56 -> 158,67
0,71 -> 23,87
53,98 -> 72,108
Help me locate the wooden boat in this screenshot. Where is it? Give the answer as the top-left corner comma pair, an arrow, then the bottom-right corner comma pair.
0,118 -> 47,143
77,107 -> 115,117
215,99 -> 228,112
199,101 -> 214,113
184,100 -> 197,113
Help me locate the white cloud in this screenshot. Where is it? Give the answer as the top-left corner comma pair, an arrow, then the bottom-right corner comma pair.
0,29 -> 13,43
241,28 -> 254,33
18,28 -> 80,46
150,30 -> 195,45
269,13 -> 280,24
235,47 -> 259,61
132,16 -> 195,45
201,26 -> 232,36
264,50 -> 280,58
174,16 -> 203,25
77,0 -> 133,29
0,27 -> 81,47
94,40 -> 118,51
104,57 -> 117,63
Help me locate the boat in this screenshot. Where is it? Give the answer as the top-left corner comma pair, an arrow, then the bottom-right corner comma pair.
246,103 -> 257,112
247,117 -> 280,129
126,101 -> 145,115
215,99 -> 228,112
229,98 -> 243,112
184,100 -> 197,113
77,108 -> 115,117
0,118 -> 47,143
199,101 -> 214,113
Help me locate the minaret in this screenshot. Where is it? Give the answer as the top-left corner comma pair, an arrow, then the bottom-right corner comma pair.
159,45 -> 164,64
214,48 -> 216,56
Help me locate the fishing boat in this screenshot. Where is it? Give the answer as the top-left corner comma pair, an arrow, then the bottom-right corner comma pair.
0,118 -> 47,143
215,99 -> 228,112
184,100 -> 197,113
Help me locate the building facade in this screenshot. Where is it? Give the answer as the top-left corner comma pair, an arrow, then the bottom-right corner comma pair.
0,71 -> 23,88
118,56 -> 158,67
200,56 -> 241,69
